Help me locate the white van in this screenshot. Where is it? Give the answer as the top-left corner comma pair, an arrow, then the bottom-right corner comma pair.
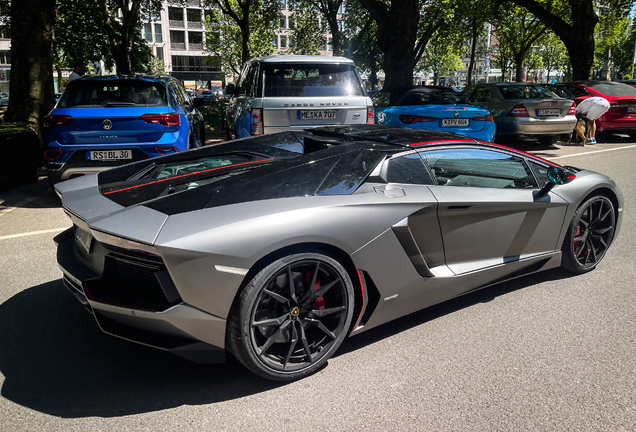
225,55 -> 374,139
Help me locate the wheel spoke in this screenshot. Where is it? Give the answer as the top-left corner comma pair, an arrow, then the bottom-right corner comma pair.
282,321 -> 299,370
573,235 -> 586,242
304,317 -> 336,339
299,262 -> 320,305
301,279 -> 339,306
258,318 -> 291,354
310,306 -> 346,318
287,266 -> 297,303
263,289 -> 289,305
594,227 -> 612,235
598,209 -> 612,223
592,234 -> 608,249
298,320 -> 314,363
589,238 -> 598,262
253,314 -> 288,327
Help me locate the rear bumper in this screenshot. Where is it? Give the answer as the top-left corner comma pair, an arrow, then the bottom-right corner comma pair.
596,117 -> 636,134
496,115 -> 577,136
55,227 -> 227,364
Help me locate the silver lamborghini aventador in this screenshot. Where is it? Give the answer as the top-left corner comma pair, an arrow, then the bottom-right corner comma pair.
54,125 -> 623,381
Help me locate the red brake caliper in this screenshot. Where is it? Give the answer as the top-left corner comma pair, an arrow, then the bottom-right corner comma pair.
573,225 -> 582,254
306,272 -> 325,310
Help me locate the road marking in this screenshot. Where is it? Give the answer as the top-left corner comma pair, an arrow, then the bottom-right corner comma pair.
0,227 -> 69,241
550,144 -> 636,160
0,195 -> 40,217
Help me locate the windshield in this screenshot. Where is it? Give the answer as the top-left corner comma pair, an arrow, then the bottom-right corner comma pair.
263,63 -> 364,97
499,85 -> 558,100
395,90 -> 464,106
588,82 -> 636,97
59,81 -> 168,108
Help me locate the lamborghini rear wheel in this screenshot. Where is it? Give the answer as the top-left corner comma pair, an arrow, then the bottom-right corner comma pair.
561,194 -> 615,274
227,253 -> 355,381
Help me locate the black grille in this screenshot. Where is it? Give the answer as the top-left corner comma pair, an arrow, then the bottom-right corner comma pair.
84,247 -> 182,311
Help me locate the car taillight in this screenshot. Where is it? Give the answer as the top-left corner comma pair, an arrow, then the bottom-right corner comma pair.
567,102 -> 576,115
399,114 -> 436,124
141,113 -> 180,127
44,150 -> 63,160
43,115 -> 73,128
508,103 -> 529,117
472,115 -> 494,122
155,147 -> 177,155
251,108 -> 263,135
367,106 -> 374,124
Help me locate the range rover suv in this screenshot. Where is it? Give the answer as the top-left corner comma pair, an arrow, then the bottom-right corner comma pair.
225,55 -> 374,139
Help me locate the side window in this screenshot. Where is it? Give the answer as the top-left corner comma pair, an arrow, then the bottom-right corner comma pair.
567,86 -> 587,98
387,153 -> 433,185
462,87 -> 475,101
174,82 -> 190,106
372,91 -> 390,107
168,84 -> 185,106
420,148 -> 537,189
527,160 -> 550,186
471,87 -> 491,102
235,64 -> 248,95
240,64 -> 260,97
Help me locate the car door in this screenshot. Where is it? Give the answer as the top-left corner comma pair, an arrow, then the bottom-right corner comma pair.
418,147 -> 569,275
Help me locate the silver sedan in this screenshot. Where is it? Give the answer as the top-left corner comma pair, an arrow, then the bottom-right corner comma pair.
463,83 -> 577,145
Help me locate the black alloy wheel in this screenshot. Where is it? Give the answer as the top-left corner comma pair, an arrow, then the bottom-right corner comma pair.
562,195 -> 615,273
228,253 -> 355,381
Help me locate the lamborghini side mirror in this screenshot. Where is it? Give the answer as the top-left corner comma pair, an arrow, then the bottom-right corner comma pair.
537,166 -> 576,197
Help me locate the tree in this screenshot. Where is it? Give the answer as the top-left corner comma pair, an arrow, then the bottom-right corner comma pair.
298,0 -> 343,56
416,30 -> 464,85
4,0 -> 55,136
594,7 -> 630,79
506,0 -> 632,80
356,0 -> 449,87
491,4 -> 547,82
204,3 -> 278,76
290,5 -> 326,55
208,0 -> 279,66
343,0 -> 383,89
611,20 -> 636,77
538,31 -> 569,83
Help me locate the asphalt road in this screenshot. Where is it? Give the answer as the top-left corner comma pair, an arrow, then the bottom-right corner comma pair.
0,136 -> 635,431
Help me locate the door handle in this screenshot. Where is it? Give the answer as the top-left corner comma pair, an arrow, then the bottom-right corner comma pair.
447,205 -> 473,211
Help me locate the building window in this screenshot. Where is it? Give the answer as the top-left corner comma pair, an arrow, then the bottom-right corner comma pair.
156,46 -> 164,61
0,51 -> 10,64
168,7 -> 184,21
280,35 -> 287,49
328,37 -> 333,51
188,32 -> 203,50
280,15 -> 286,29
170,31 -> 186,50
171,55 -> 221,72
154,24 -> 163,42
144,23 -> 153,42
187,9 -> 201,22
280,0 -> 286,9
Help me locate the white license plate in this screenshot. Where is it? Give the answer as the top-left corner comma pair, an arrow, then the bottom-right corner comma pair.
75,226 -> 92,254
297,110 -> 337,120
88,150 -> 133,161
627,106 -> 636,113
537,109 -> 560,116
441,118 -> 469,127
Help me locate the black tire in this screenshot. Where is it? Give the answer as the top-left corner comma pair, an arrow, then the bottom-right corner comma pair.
227,252 -> 355,381
538,135 -> 558,146
561,194 -> 615,274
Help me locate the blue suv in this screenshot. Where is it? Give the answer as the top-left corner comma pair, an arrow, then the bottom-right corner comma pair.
43,75 -> 206,184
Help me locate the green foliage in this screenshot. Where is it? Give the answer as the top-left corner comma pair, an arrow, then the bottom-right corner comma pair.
343,0 -> 383,88
416,28 -> 464,83
289,5 -> 326,55
536,31 -> 569,81
205,0 -> 279,76
143,57 -> 166,75
611,21 -> 636,76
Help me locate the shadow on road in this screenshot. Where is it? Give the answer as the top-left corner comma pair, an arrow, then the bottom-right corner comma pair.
0,176 -> 60,209
0,267 -> 576,418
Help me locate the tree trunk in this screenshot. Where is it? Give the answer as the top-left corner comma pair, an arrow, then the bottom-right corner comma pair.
467,17 -> 478,88
56,67 -> 63,93
4,0 -> 56,137
358,0 -> 419,87
327,10 -> 341,56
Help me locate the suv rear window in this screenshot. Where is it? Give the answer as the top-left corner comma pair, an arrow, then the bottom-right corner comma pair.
263,63 -> 364,97
59,81 -> 168,108
498,85 -> 557,100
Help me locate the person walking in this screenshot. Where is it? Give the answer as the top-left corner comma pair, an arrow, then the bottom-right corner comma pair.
575,96 -> 610,145
69,61 -> 86,81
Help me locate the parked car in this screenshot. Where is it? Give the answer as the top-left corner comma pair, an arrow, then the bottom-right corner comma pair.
545,84 -> 575,100
54,124 -> 623,381
0,123 -> 41,190
372,86 -> 495,142
619,79 -> 636,88
462,83 -> 577,145
0,92 -> 8,106
555,81 -> 636,138
224,55 -> 373,139
199,90 -> 217,104
42,75 -> 206,184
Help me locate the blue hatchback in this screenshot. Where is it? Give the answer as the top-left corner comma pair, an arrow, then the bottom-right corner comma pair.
43,76 -> 206,184
372,86 -> 496,142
